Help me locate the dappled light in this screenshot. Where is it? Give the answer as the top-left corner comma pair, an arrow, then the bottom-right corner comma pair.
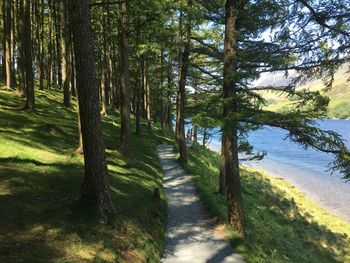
1,0 -> 350,261
0,88 -> 171,262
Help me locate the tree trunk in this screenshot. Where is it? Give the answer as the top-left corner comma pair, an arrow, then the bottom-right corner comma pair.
100,16 -> 108,116
143,58 -> 152,131
176,0 -> 192,162
38,0 -> 45,90
16,0 -> 26,97
219,136 -> 227,197
221,0 -> 246,236
10,0 -> 16,87
118,0 -> 132,155
135,79 -> 142,135
76,100 -> 83,154
100,62 -> 108,116
4,0 -> 16,89
193,126 -> 197,143
23,0 -> 35,112
71,0 -> 116,222
71,45 -> 76,97
146,61 -> 151,131
109,51 -> 116,110
135,24 -> 142,136
46,0 -> 53,89
106,5 -> 113,108
160,50 -> 164,130
61,0 -> 71,107
166,57 -> 174,134
142,56 -> 147,119
32,0 -> 45,90
54,0 -> 62,87
1,2 -> 5,80
110,41 -> 118,111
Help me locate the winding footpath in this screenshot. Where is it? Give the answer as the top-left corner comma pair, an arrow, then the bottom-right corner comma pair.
158,144 -> 244,263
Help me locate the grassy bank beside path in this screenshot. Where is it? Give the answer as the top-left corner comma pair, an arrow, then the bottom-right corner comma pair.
184,144 -> 350,263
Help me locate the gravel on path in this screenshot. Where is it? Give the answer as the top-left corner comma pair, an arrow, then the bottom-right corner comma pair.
158,144 -> 245,263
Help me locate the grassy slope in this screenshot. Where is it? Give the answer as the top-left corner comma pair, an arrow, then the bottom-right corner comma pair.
263,68 -> 350,118
184,144 -> 350,263
0,87 -> 172,263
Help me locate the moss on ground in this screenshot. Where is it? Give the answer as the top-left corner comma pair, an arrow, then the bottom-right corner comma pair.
0,87 -> 172,263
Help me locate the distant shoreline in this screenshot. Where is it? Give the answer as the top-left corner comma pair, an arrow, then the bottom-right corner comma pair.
201,126 -> 350,224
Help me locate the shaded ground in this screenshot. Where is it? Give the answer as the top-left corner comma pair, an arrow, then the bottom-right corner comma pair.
158,144 -> 244,263
0,88 -> 172,263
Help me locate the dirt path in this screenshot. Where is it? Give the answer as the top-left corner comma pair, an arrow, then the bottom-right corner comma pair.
158,144 -> 244,263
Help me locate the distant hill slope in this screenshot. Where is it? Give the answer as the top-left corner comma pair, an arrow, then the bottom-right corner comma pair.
259,66 -> 350,119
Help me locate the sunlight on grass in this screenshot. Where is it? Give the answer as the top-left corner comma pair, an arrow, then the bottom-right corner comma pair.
0,87 -> 172,262
184,143 -> 350,263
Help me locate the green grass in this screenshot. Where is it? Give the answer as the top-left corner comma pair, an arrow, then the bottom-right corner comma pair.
0,86 -> 172,263
184,143 -> 350,263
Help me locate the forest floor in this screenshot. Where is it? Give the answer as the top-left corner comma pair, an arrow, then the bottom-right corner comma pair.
158,144 -> 244,263
0,87 -> 172,263
183,144 -> 350,263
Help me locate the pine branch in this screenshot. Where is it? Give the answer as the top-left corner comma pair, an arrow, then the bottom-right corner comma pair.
297,0 -> 350,37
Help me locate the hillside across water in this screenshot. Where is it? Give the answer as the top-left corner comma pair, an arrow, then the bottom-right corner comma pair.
258,66 -> 350,119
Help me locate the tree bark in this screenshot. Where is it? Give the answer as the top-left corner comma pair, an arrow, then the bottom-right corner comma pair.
54,0 -> 62,87
10,0 -> 16,87
142,57 -> 152,131
176,0 -> 192,162
71,44 -> 76,97
4,0 -> 16,89
166,57 -> 174,134
61,0 -> 71,107
145,60 -> 151,131
118,0 -> 132,155
23,0 -> 35,112
46,0 -> 53,89
106,5 -> 114,108
219,137 -> 227,197
76,99 -> 83,155
38,0 -> 45,90
202,128 -> 207,146
109,50 -> 117,110
100,61 -> 108,116
0,2 -> 5,80
16,0 -> 26,96
135,23 -> 142,136
193,126 -> 197,142
71,0 -> 116,222
221,0 -> 246,236
142,56 -> 147,119
100,16 -> 108,116
160,50 -> 165,130
110,41 -> 118,111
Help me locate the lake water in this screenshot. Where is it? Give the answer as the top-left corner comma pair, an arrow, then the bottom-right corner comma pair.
188,119 -> 350,222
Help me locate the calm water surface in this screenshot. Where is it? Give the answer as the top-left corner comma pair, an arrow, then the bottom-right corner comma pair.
191,120 -> 350,222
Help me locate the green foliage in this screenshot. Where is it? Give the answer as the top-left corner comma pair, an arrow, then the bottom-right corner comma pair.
184,144 -> 350,263
328,102 -> 350,119
0,88 -> 172,262
178,0 -> 350,177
